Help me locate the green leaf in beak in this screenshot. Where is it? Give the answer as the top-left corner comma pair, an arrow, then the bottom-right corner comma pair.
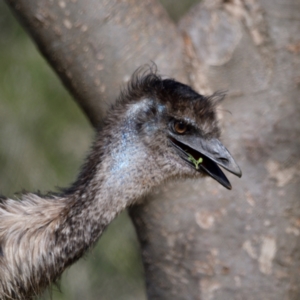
187,154 -> 203,170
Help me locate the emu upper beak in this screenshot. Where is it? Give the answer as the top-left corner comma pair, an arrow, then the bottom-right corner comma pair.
170,135 -> 242,190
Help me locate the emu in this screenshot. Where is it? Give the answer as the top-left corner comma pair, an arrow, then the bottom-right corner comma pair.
0,71 -> 241,299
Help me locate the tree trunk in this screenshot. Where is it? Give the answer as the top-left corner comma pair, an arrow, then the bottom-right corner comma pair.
5,0 -> 300,299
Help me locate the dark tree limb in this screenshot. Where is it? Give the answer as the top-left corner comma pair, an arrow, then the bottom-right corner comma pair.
5,0 -> 300,299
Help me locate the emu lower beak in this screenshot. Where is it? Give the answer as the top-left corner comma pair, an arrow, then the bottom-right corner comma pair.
170,136 -> 242,189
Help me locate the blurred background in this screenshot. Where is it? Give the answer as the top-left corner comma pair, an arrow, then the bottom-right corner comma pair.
0,1 -> 198,299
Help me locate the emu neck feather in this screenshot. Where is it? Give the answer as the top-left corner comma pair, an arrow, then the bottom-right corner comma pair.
0,132 -> 159,299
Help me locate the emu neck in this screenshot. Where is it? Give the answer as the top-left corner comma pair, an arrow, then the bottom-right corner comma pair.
0,114 -> 163,299
58,126 -> 160,268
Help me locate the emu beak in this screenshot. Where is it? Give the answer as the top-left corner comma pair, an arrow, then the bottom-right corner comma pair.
170,136 -> 242,190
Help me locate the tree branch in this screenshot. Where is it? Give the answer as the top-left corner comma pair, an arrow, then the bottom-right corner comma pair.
6,0 -> 187,126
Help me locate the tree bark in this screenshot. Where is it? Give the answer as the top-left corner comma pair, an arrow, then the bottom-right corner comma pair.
5,0 -> 300,299
5,0 -> 187,126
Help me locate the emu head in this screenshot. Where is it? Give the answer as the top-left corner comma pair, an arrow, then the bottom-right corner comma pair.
109,72 -> 242,189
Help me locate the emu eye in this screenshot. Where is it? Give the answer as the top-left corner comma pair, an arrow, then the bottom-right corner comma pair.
173,121 -> 188,134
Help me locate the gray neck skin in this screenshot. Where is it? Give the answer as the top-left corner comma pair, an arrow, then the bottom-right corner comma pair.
54,116 -> 162,272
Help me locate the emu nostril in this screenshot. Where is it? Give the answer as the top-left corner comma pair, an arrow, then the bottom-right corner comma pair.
218,157 -> 229,164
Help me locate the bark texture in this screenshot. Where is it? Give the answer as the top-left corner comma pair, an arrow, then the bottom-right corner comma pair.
5,0 -> 300,299
6,0 -> 186,126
